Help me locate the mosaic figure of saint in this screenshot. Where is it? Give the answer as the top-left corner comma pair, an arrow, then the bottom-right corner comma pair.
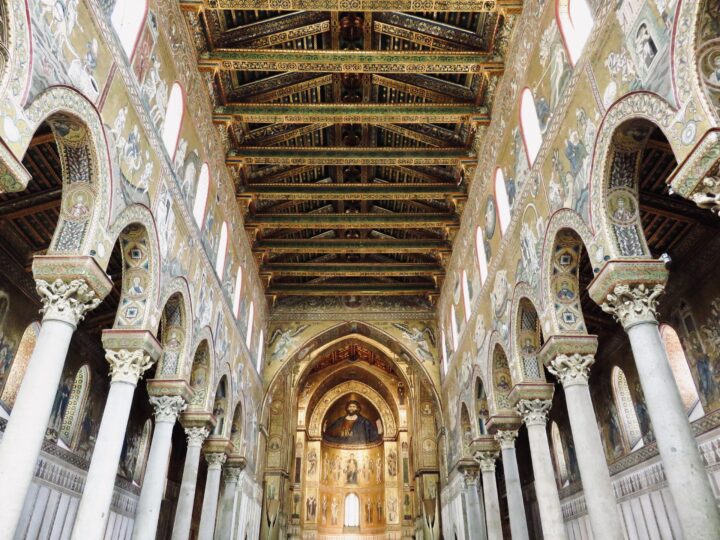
323,400 -> 380,444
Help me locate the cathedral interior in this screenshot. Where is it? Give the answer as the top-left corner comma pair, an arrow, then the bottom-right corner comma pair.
1,0 -> 720,539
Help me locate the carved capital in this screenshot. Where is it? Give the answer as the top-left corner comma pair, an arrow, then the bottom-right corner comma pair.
690,176 -> 720,215
105,349 -> 154,384
150,395 -> 187,423
474,451 -> 498,473
462,467 -> 480,487
600,283 -> 664,329
517,399 -> 552,426
35,278 -> 102,326
494,429 -> 518,450
206,452 -> 227,470
185,426 -> 210,447
224,466 -> 243,483
548,354 -> 594,387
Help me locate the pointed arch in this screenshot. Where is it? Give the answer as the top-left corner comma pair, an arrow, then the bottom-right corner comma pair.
474,377 -> 488,435
461,270 -> 472,322
475,226 -> 488,285
0,321 -> 40,408
520,88 -> 542,165
59,365 -> 91,449
111,0 -> 148,58
450,305 -> 460,350
212,376 -> 229,437
494,168 -> 510,235
157,292 -> 188,376
556,0 -> 593,65
189,339 -> 213,410
611,366 -> 643,451
256,329 -> 265,373
489,342 -> 513,413
233,266 -> 243,318
193,163 -> 210,228
161,82 -> 184,158
246,301 -> 255,349
344,493 -> 360,527
216,222 -> 229,279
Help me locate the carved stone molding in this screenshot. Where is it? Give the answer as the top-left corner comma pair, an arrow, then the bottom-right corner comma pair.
35,278 -> 102,326
600,283 -> 665,329
517,399 -> 552,427
185,426 -> 210,447
690,175 -> 720,215
494,430 -> 518,450
150,395 -> 187,423
105,349 -> 154,384
474,451 -> 498,473
548,354 -> 594,387
206,452 -> 227,470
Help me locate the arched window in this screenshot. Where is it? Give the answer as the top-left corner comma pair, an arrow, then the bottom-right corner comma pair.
193,163 -> 210,227
494,168 -> 510,235
256,330 -> 265,373
344,493 -> 360,527
660,324 -> 703,418
461,270 -> 472,322
0,322 -> 40,409
450,305 -> 459,350
216,222 -> 228,280
475,227 -> 488,285
111,0 -> 148,58
612,367 -> 643,451
557,0 -> 593,65
520,88 -> 542,166
133,419 -> 153,485
246,301 -> 254,349
233,267 -> 243,318
551,421 -> 569,485
161,83 -> 184,158
59,365 -> 91,449
441,329 -> 449,375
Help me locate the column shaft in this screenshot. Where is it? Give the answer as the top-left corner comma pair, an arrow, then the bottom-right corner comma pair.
627,322 -> 720,538
217,472 -> 240,539
71,380 -> 136,539
198,455 -> 225,540
564,382 -> 622,539
463,474 -> 486,540
496,432 -> 529,540
171,430 -> 207,540
0,319 -> 74,540
481,469 -> 503,540
526,423 -> 566,538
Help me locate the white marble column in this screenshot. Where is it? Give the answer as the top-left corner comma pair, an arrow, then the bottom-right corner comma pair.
548,353 -> 623,539
601,283 -> 720,538
217,466 -> 242,540
172,427 -> 210,540
0,278 -> 101,540
476,452 -> 503,540
198,452 -> 226,540
462,467 -> 486,540
494,430 -> 529,540
71,349 -> 154,540
517,399 -> 567,540
132,396 -> 187,540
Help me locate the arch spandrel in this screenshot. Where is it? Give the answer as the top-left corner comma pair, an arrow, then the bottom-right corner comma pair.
307,380 -> 397,441
509,283 -> 547,384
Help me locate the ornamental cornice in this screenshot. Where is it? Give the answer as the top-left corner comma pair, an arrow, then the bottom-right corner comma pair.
517,399 -> 552,427
150,395 -> 187,423
547,354 -> 594,387
307,380 -> 397,440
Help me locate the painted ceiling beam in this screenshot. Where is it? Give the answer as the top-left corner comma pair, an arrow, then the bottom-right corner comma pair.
243,183 -> 463,200
228,147 -> 470,165
246,123 -> 332,146
373,13 -> 486,50
182,0 -> 517,12
261,262 -> 445,277
265,282 -> 438,296
217,11 -> 328,48
252,238 -> 451,254
234,73 -> 332,102
199,49 -> 504,74
246,213 -> 459,228
216,103 -> 487,124
374,124 -> 458,147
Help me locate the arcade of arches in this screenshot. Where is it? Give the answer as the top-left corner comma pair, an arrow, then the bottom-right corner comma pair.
1,1 -> 720,540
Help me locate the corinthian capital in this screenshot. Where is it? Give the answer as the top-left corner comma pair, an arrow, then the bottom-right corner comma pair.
517,399 -> 552,426
690,176 -> 720,215
494,430 -> 518,450
548,354 -> 594,387
106,349 -> 154,384
601,283 -> 664,329
185,426 -> 210,447
224,466 -> 243,483
206,452 -> 227,470
35,278 -> 102,326
150,395 -> 187,423
474,451 -> 498,473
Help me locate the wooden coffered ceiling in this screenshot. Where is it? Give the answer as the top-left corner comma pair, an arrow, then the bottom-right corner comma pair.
181,3 -> 518,301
